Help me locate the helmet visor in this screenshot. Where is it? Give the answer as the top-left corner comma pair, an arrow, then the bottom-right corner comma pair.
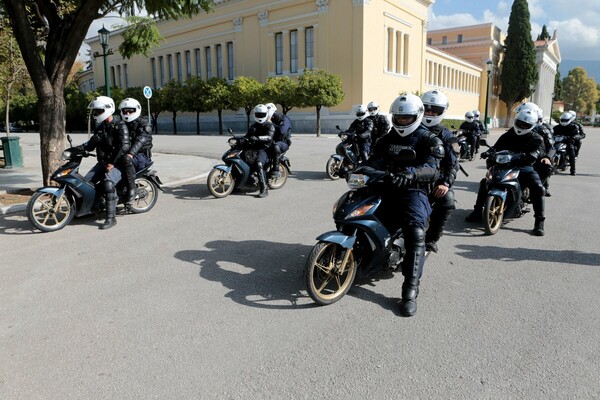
424,105 -> 445,117
392,114 -> 417,127
254,112 -> 267,119
356,111 -> 366,117
515,119 -> 533,131
92,109 -> 105,116
367,107 -> 377,112
121,108 -> 137,115
560,118 -> 570,123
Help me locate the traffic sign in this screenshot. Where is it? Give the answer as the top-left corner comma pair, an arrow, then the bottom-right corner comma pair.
143,86 -> 153,99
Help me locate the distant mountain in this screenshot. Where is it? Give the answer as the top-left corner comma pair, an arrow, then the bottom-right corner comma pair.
559,60 -> 600,82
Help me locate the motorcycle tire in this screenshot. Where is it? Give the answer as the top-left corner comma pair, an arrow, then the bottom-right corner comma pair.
304,241 -> 357,305
268,163 -> 288,189
484,195 -> 504,235
207,168 -> 235,198
26,191 -> 75,232
326,157 -> 342,180
129,177 -> 159,214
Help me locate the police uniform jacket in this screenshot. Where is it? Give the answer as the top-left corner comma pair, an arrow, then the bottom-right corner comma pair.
127,117 -> 153,157
489,128 -> 545,167
348,118 -> 374,144
245,121 -> 275,150
429,124 -> 459,187
84,120 -> 130,165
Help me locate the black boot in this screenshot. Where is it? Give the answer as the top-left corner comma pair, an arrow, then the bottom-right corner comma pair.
399,227 -> 425,317
100,180 -> 117,230
122,156 -> 137,203
533,217 -> 545,236
465,207 -> 482,222
425,207 -> 450,253
269,155 -> 281,179
256,164 -> 269,198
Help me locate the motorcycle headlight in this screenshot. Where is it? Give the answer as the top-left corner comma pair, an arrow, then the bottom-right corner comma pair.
340,134 -> 348,141
226,150 -> 242,159
503,170 -> 520,181
495,154 -> 512,164
61,150 -> 72,161
55,167 -> 74,178
346,203 -> 376,219
485,167 -> 493,181
347,173 -> 368,190
228,138 -> 238,147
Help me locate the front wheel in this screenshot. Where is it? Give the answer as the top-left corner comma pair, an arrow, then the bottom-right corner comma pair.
129,177 -> 159,213
326,157 -> 342,180
26,191 -> 75,232
207,168 -> 235,198
483,195 -> 504,235
304,242 -> 357,305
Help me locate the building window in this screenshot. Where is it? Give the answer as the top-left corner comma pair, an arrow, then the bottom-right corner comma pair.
442,36 -> 447,45
275,32 -> 283,75
90,79 -> 95,91
195,49 -> 201,77
176,52 -> 182,82
167,54 -> 173,81
124,64 -> 129,88
457,34 -> 463,43
116,65 -> 122,87
227,42 -> 234,80
305,27 -> 314,70
159,56 -> 165,86
216,44 -> 223,78
110,66 -> 115,89
290,30 -> 298,73
185,50 -> 192,79
151,58 -> 157,88
205,46 -> 212,78
396,31 -> 403,74
403,34 -> 409,74
386,27 -> 393,72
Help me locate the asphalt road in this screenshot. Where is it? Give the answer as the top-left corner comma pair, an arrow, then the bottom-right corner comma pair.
1,129 -> 600,399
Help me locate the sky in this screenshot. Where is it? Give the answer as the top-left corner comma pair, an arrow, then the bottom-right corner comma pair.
428,0 -> 600,62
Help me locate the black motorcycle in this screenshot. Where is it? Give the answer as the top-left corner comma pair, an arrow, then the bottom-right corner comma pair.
305,150 -> 418,305
207,129 -> 291,198
26,136 -> 163,232
325,125 -> 361,180
551,134 -> 568,173
478,139 -> 530,235
454,128 -> 473,161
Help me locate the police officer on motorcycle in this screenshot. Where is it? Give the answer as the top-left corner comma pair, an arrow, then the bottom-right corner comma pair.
266,103 -> 292,179
466,109 -> 547,236
118,98 -> 153,204
459,111 -> 481,160
553,112 -> 583,176
532,108 -> 555,196
367,101 -> 391,149
362,93 -> 444,317
473,110 -> 486,153
347,104 -> 374,162
244,104 -> 276,198
567,110 -> 586,158
79,96 -> 130,229
420,89 -> 459,253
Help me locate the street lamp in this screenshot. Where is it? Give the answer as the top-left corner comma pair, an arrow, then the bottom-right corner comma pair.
96,25 -> 112,97
483,59 -> 493,132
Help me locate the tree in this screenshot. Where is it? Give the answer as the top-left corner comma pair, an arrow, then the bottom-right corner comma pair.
1,0 -> 214,185
149,88 -> 164,134
264,76 -> 301,115
161,80 -> 185,134
204,77 -> 234,135
298,69 -> 345,137
499,0 -> 538,127
182,76 -> 210,135
554,65 -> 562,100
561,67 -> 598,115
230,76 -> 265,129
537,25 -> 550,41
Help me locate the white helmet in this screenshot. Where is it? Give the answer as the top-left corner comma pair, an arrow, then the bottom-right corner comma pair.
421,89 -> 448,127
568,110 -> 577,118
367,101 -> 379,116
536,109 -> 544,124
514,109 -> 537,135
355,104 -> 368,121
119,98 -> 142,122
88,96 -> 115,124
389,93 -> 424,137
265,102 -> 277,120
254,104 -> 269,123
473,110 -> 481,120
465,111 -> 475,122
559,112 -> 574,126
514,102 -> 539,115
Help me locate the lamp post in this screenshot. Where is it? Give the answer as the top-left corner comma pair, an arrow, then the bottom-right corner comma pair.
483,59 -> 493,132
96,25 -> 111,97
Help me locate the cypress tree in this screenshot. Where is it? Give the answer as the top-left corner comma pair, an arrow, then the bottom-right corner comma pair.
537,25 -> 550,41
499,0 -> 538,126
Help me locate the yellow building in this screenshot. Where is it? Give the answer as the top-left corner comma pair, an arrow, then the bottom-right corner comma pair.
85,0 -> 486,133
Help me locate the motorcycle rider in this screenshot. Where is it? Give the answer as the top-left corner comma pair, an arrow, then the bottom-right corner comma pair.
472,110 -> 486,153
78,96 -> 130,229
244,104 -> 276,197
465,109 -> 547,236
266,103 -> 292,179
459,111 -> 481,160
420,89 -> 459,253
553,112 -> 583,175
347,104 -> 374,163
533,108 -> 555,196
118,98 -> 153,204
367,101 -> 391,149
362,93 -> 444,317
567,110 -> 586,158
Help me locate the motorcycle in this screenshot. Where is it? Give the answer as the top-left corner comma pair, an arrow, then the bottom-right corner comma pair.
325,125 -> 361,180
453,128 -> 473,161
478,139 -> 530,235
305,149 -> 418,305
551,134 -> 568,173
207,128 -> 291,198
26,136 -> 163,232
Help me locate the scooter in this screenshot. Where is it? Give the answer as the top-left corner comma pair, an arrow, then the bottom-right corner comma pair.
305,149 -> 419,305
26,136 -> 163,232
551,134 -> 568,173
454,128 -> 473,161
325,126 -> 361,180
478,139 -> 530,235
207,128 -> 291,198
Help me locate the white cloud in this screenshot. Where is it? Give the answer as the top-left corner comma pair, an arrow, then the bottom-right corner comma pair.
548,18 -> 600,60
428,12 -> 479,30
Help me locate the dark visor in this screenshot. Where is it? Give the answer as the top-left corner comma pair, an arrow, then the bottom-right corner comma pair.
515,119 -> 533,130
255,112 -> 267,118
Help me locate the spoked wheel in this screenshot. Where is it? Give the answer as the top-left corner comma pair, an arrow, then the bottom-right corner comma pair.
326,157 -> 342,180
26,191 -> 75,232
304,242 -> 357,305
207,168 -> 235,198
483,195 -> 505,235
129,177 -> 159,214
268,164 -> 288,189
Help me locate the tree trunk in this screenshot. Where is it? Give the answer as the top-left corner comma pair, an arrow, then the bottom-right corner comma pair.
172,111 -> 178,134
38,91 -> 67,186
316,105 -> 322,137
218,109 -> 223,135
504,102 -> 514,128
196,111 -> 201,135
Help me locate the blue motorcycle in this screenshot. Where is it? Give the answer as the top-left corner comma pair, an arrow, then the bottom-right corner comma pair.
305,150 -> 417,305
325,126 -> 361,180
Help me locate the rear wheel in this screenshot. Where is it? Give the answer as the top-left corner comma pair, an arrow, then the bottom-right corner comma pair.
305,242 -> 356,305
326,157 -> 342,180
26,191 -> 75,232
268,163 -> 288,189
483,195 -> 504,235
129,177 -> 159,213
207,168 -> 235,198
